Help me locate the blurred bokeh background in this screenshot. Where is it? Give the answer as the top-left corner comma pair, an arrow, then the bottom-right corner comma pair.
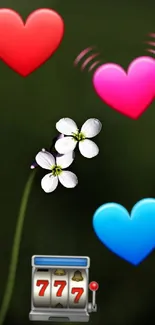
0,0 -> 155,325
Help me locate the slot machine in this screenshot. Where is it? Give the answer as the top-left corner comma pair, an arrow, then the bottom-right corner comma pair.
29,255 -> 99,322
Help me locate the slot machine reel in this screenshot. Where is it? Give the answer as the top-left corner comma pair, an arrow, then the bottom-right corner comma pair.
88,281 -> 99,313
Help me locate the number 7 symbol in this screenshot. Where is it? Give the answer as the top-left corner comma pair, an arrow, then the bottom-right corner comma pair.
71,287 -> 84,303
36,280 -> 49,296
54,280 -> 67,297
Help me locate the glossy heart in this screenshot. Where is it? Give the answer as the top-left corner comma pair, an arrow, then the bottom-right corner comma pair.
93,199 -> 155,265
93,57 -> 155,119
0,8 -> 64,76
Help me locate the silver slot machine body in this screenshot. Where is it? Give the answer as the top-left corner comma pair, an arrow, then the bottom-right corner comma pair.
29,255 -> 98,322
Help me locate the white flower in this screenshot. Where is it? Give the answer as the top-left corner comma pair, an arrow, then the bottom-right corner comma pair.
35,150 -> 78,193
55,118 -> 102,158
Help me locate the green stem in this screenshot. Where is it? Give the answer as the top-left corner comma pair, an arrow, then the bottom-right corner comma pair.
0,171 -> 36,325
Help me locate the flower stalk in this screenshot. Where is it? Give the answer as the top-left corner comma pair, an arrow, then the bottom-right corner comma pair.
0,171 -> 36,325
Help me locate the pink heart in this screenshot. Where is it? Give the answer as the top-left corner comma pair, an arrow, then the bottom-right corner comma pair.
93,56 -> 155,119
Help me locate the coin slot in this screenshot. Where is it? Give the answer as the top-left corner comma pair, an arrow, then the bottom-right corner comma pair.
48,317 -> 70,322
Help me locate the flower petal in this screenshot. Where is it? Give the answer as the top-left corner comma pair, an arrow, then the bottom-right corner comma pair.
35,151 -> 55,170
56,118 -> 78,135
79,139 -> 99,158
58,171 -> 78,188
55,137 -> 77,154
81,118 -> 102,138
41,173 -> 58,193
56,152 -> 75,168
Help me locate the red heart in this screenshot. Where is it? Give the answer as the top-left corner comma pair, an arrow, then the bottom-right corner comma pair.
0,8 -> 64,76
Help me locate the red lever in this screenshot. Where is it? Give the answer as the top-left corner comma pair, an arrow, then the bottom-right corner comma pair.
89,281 -> 99,308
89,281 -> 99,292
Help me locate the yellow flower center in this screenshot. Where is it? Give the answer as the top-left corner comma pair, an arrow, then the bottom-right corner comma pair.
72,131 -> 86,142
51,165 -> 62,176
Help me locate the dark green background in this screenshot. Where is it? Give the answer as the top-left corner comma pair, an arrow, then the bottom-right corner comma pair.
0,0 -> 155,325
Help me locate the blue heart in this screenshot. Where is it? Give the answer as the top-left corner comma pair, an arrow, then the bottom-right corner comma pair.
93,199 -> 155,265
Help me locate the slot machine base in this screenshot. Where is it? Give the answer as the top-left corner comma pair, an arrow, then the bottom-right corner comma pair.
29,310 -> 90,322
